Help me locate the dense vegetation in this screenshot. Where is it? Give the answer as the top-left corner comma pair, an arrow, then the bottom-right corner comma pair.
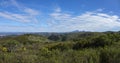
0,31 -> 120,63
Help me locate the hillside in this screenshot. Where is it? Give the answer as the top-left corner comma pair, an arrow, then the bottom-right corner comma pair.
0,32 -> 120,63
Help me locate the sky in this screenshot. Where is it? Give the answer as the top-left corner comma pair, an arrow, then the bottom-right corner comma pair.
0,0 -> 120,32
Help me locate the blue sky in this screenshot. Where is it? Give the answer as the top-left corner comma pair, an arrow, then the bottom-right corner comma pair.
0,0 -> 120,32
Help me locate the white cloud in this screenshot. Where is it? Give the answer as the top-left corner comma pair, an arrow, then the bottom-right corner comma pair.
54,7 -> 61,12
48,9 -> 120,32
0,0 -> 40,23
24,8 -> 39,16
0,11 -> 37,22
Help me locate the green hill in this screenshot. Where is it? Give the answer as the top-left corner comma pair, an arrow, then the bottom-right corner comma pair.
0,32 -> 120,63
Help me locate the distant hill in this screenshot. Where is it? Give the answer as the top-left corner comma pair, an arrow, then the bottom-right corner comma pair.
71,30 -> 80,32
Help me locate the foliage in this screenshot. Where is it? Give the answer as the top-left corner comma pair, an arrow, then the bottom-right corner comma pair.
0,32 -> 120,63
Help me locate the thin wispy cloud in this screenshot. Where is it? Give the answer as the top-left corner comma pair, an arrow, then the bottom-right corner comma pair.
0,0 -> 40,23
0,11 -> 38,22
54,7 -> 61,12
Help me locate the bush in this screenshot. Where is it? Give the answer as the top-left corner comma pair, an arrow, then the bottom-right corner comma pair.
100,47 -> 120,63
